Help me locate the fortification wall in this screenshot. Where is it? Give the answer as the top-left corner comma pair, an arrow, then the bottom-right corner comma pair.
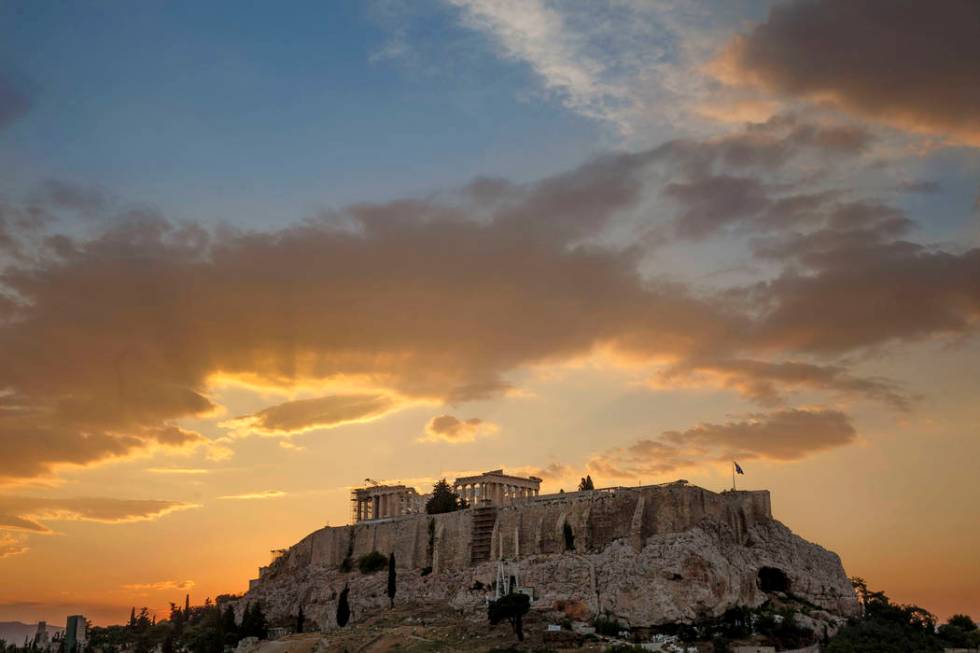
493,486 -> 770,559
260,484 -> 771,579
243,484 -> 858,627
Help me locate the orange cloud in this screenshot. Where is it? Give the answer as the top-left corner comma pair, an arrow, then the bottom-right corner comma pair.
0,496 -> 198,534
217,490 -> 286,500
0,531 -> 29,558
418,415 -> 498,444
226,393 -> 401,436
121,579 -> 195,592
713,0 -> 980,146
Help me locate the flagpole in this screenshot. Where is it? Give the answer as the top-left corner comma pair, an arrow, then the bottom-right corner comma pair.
732,462 -> 736,491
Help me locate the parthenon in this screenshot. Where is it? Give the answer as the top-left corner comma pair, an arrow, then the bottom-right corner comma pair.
453,469 -> 541,506
350,469 -> 541,523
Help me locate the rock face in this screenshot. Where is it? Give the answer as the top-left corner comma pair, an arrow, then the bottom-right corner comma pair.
239,483 -> 858,629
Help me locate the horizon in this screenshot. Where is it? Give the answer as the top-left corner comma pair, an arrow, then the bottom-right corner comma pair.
1,0 -> 978,630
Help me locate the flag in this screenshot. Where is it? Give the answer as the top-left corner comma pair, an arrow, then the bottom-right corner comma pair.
734,461 -> 744,475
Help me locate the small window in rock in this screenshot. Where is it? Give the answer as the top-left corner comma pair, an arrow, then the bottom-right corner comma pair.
758,566 -> 790,593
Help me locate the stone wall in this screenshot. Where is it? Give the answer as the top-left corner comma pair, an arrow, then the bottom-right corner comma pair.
256,484 -> 771,580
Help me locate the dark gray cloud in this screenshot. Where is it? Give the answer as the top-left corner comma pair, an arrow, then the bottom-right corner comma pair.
895,180 -> 941,195
658,358 -> 910,410
589,408 -> 856,478
721,0 -> 980,144
36,179 -> 111,215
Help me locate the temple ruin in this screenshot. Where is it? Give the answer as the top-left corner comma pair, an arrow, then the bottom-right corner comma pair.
350,469 -> 541,523
454,468 -> 541,505
350,484 -> 425,522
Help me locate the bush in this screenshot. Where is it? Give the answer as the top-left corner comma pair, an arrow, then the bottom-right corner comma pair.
420,566 -> 432,576
593,615 -> 623,637
488,592 -> 531,642
357,550 -> 388,574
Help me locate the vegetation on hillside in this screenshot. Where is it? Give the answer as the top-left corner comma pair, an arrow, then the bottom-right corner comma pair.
824,577 -> 979,652
487,592 -> 531,642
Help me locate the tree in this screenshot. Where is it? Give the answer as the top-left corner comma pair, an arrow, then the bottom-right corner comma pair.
221,604 -> 239,646
356,550 -> 388,574
240,603 -> 267,640
939,613 -> 980,649
947,614 -> 977,631
135,608 -> 152,631
562,521 -> 575,551
387,552 -> 397,608
578,475 -> 594,491
295,605 -> 305,634
336,585 -> 351,628
826,582 -> 949,653
487,592 -> 530,642
425,479 -> 465,514
129,608 -> 137,629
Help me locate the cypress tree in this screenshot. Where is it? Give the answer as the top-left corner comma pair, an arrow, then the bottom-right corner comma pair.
129,608 -> 137,628
295,605 -> 305,634
387,552 -> 397,608
336,585 -> 351,628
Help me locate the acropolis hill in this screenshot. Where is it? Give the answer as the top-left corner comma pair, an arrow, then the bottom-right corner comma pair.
239,475 -> 859,632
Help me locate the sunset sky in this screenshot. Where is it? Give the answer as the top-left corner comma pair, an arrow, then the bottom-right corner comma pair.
1,0 -> 979,626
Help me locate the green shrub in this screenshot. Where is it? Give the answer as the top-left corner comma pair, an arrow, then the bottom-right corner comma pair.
593,614 -> 623,637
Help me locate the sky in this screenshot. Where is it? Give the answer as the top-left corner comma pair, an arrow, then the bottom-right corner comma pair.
0,0 -> 978,627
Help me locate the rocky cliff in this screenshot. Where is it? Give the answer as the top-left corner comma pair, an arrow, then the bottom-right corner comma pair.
239,483 -> 858,629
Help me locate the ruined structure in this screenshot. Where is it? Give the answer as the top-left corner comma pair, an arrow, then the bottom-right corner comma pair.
349,470 -> 541,523
350,484 -> 425,522
241,481 -> 858,631
454,469 -> 541,506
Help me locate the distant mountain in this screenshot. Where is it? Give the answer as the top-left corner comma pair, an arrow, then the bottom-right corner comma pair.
0,622 -> 64,647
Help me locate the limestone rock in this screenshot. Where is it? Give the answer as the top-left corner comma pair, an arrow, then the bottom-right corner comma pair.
236,484 -> 858,631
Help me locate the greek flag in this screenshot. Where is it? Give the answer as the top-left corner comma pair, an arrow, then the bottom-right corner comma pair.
734,461 -> 744,475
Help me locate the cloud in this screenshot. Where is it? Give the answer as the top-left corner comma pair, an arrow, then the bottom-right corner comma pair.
444,0 -> 730,140
1,118 -> 977,484
0,532 -> 29,558
418,414 -> 497,443
656,358 -> 911,410
122,579 -> 195,592
0,72 -> 31,130
34,179 -> 111,215
588,408 -> 856,479
0,496 -> 198,534
146,467 -> 210,475
228,394 -> 400,435
747,242 -> 980,356
716,0 -> 980,145
895,180 -> 941,195
0,412 -> 211,486
218,490 -> 287,500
